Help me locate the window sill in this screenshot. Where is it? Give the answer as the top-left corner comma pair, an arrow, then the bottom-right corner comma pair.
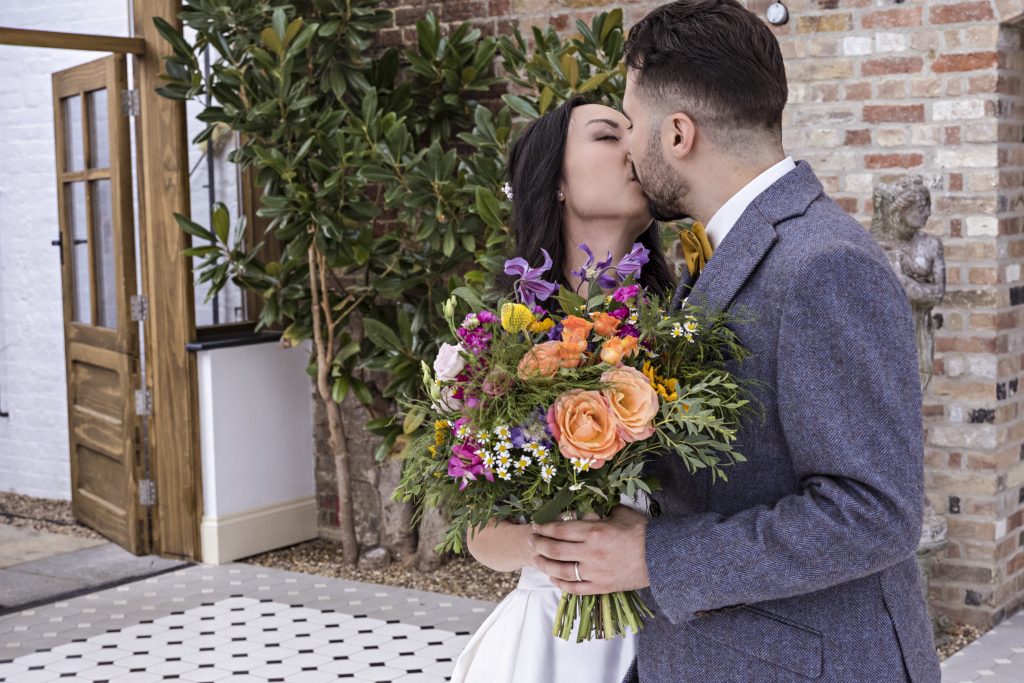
185,330 -> 282,352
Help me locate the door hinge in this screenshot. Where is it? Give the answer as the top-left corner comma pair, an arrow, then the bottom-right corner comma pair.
134,388 -> 152,416
121,89 -> 140,117
138,479 -> 156,507
130,295 -> 149,322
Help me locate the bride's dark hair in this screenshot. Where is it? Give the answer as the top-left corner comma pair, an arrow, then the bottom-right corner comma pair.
495,95 -> 676,303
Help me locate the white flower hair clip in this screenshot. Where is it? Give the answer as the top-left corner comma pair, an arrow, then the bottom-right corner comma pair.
501,182 -> 514,201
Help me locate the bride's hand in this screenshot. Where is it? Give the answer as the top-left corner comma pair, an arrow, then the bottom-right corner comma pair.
528,506 -> 650,595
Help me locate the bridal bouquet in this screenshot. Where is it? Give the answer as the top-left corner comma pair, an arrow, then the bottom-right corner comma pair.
394,243 -> 752,641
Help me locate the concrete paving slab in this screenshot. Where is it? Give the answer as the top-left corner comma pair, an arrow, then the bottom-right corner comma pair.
0,526 -> 105,568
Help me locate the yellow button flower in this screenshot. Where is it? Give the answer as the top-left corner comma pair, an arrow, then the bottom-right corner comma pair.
501,303 -> 536,334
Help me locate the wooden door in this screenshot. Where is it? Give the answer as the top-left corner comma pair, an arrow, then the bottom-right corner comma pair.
52,55 -> 148,554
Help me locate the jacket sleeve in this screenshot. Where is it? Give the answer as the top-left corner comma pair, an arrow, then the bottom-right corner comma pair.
644,243 -> 925,624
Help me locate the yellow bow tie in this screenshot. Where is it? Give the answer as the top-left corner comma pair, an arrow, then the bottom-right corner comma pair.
679,221 -> 714,280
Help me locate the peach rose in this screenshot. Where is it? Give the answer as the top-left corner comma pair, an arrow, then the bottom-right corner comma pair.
591,312 -> 622,338
561,315 -> 594,345
599,335 -> 639,365
556,339 -> 587,369
546,389 -> 625,467
601,366 -> 660,442
518,341 -> 564,379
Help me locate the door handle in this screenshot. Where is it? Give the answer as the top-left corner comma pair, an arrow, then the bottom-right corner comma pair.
51,236 -> 63,265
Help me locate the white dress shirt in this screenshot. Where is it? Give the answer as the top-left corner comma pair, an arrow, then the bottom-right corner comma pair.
704,157 -> 796,250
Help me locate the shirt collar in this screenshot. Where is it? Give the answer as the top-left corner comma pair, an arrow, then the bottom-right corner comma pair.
704,157 -> 796,250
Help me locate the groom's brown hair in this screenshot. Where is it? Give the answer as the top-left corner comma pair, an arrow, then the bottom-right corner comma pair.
625,0 -> 787,144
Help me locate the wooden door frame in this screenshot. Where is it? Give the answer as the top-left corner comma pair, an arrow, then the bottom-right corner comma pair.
132,0 -> 204,562
1,4 -> 205,561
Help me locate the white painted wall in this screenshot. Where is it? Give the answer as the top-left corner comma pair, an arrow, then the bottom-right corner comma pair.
0,1 -> 130,499
196,342 -> 318,563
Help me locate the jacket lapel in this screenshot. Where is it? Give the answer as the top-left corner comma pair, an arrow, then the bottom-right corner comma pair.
671,161 -> 823,313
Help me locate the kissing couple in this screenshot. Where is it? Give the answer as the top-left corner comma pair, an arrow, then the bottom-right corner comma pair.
449,1 -> 941,681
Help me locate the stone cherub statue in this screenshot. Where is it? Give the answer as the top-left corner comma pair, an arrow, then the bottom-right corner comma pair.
870,175 -> 948,603
870,175 -> 945,392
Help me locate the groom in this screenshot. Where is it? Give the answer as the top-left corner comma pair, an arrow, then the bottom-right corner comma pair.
529,1 -> 941,681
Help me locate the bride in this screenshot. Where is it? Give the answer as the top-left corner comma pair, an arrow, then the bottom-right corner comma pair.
450,96 -> 676,683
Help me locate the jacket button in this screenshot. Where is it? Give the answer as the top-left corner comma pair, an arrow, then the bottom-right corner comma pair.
649,500 -> 662,518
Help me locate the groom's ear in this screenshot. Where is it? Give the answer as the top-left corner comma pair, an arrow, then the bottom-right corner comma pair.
665,113 -> 697,160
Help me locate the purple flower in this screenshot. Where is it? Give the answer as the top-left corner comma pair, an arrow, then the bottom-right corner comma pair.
613,285 -> 641,303
448,443 -> 493,490
617,243 -> 650,281
609,307 -> 629,320
477,310 -> 497,324
504,249 -> 559,305
573,244 -> 616,287
546,320 -> 564,341
618,324 -> 641,338
510,426 -> 526,448
457,326 -> 493,354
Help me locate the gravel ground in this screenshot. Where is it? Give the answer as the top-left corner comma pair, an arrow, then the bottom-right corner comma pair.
0,491 -> 103,539
242,538 -> 518,604
935,621 -> 988,661
0,491 -> 990,656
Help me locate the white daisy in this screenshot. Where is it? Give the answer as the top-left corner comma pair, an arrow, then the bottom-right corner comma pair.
494,425 -> 511,440
515,456 -> 531,471
455,424 -> 471,439
671,323 -> 684,339
495,442 -> 511,456
497,453 -> 513,469
497,468 -> 511,481
480,452 -> 495,468
541,464 -> 556,482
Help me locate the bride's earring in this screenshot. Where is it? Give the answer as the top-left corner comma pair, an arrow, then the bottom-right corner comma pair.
557,189 -> 565,201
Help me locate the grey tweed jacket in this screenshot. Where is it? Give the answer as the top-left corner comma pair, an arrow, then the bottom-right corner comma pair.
623,161 -> 940,682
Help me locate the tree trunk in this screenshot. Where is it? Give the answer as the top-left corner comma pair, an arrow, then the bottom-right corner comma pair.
310,245 -> 359,565
415,505 -> 450,571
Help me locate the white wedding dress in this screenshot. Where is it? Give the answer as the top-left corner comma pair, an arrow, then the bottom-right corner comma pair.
450,493 -> 649,683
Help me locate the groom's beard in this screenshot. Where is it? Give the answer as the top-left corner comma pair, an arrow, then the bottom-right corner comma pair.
635,135 -> 690,222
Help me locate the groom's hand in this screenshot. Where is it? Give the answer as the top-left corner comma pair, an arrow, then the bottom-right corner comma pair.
528,506 -> 650,595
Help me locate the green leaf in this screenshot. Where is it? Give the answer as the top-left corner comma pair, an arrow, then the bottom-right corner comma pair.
212,203 -> 230,243
451,286 -> 484,311
561,53 -> 579,88
501,94 -> 539,119
261,28 -> 283,57
272,8 -> 288,40
578,71 -> 610,93
174,213 -> 214,241
538,86 -> 555,115
363,318 -> 404,352
533,488 -> 574,525
474,187 -> 503,230
351,377 -> 373,405
403,408 -> 426,435
331,376 -> 350,403
556,285 -> 586,316
284,17 -> 303,46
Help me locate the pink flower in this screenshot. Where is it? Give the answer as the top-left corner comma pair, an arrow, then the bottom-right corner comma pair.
613,285 -> 641,303
448,443 -> 493,490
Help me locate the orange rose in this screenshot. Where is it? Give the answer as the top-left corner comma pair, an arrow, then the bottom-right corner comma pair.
601,366 -> 660,442
561,315 -> 594,345
517,341 -> 563,379
600,335 -> 639,365
591,312 -> 622,338
546,389 -> 625,467
556,339 -> 587,369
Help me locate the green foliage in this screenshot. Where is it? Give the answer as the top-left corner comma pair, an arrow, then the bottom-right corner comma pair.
155,2 -> 631,456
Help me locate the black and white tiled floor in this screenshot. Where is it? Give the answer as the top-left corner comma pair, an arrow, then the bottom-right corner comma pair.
0,563 -> 493,682
940,614 -> 1024,683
